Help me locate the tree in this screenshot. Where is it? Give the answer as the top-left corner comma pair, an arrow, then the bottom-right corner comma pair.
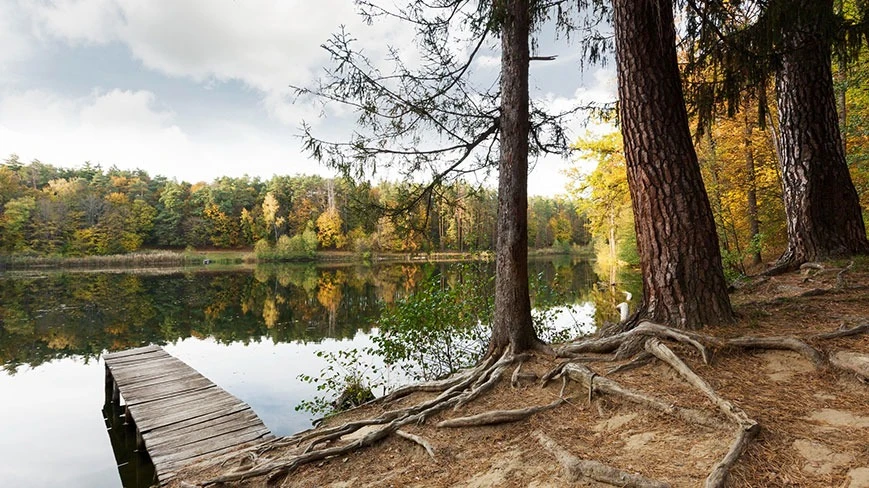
613,0 -> 735,328
262,191 -> 284,242
488,0 -> 538,354
680,0 -> 869,270
772,0 -> 869,268
296,1 -> 592,353
567,131 -> 631,267
316,208 -> 346,249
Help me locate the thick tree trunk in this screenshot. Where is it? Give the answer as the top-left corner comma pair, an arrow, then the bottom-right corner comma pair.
773,0 -> 869,269
613,0 -> 735,329
489,0 -> 538,354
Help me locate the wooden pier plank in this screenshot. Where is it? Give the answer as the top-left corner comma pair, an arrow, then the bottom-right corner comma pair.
103,346 -> 272,486
102,344 -> 163,360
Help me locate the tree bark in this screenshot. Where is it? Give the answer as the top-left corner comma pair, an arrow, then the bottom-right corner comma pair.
773,0 -> 869,269
613,0 -> 735,328
490,0 -> 539,353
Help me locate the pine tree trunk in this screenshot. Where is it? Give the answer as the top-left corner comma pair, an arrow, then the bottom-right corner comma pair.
613,0 -> 734,329
490,0 -> 538,354
773,0 -> 869,269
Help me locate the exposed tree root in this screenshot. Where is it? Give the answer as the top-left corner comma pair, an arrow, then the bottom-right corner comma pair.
644,339 -> 756,427
726,336 -> 825,367
705,423 -> 761,488
183,321 -> 867,487
557,321 -> 711,364
836,261 -> 854,288
437,398 -> 565,428
607,351 -> 653,375
510,362 -> 523,388
561,363 -> 728,430
510,361 -> 537,388
812,322 -> 869,340
395,430 -> 436,460
534,431 -> 671,487
196,350 -> 519,485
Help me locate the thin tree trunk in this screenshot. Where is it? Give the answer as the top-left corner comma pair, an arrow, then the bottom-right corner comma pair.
773,0 -> 869,269
743,98 -> 762,265
835,0 -> 848,157
490,0 -> 538,353
613,0 -> 735,328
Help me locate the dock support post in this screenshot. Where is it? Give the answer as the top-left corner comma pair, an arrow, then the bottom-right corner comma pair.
104,365 -> 114,404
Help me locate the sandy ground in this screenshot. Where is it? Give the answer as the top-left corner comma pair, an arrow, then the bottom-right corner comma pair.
171,261 -> 869,488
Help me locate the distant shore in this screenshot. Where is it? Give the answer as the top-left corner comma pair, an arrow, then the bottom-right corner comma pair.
0,246 -> 589,272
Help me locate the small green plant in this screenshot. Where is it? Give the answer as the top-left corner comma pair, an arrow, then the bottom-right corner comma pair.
372,272 -> 493,382
295,348 -> 382,416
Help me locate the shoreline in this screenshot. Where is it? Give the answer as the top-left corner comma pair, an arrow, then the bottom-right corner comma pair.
0,247 -> 590,273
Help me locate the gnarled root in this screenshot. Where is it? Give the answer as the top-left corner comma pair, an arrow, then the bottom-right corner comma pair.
534,431 -> 671,488
704,422 -> 760,488
437,398 -> 565,428
725,336 -> 824,368
644,339 -> 755,427
561,363 -> 727,430
813,322 -> 869,340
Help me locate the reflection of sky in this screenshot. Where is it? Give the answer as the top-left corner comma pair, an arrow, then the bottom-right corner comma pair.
164,332 -> 382,436
0,358 -> 119,487
0,301 -> 599,488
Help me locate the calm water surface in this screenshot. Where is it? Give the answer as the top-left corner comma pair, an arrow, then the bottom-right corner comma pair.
0,258 -> 637,487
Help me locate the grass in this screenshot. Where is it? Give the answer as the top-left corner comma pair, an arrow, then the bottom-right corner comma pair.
0,248 -> 254,270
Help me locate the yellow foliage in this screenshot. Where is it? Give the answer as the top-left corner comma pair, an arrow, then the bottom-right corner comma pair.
263,297 -> 279,328
316,208 -> 346,249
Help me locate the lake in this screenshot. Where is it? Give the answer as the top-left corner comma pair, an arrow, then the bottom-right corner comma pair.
0,257 -> 638,487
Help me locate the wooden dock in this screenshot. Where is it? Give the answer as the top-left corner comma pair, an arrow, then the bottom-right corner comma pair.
103,345 -> 274,485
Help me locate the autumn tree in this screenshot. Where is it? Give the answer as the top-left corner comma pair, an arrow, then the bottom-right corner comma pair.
316,208 -> 346,249
613,0 -> 735,328
262,191 -> 285,242
567,131 -> 631,267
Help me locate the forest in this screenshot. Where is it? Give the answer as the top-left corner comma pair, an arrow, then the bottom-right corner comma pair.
0,156 -> 587,257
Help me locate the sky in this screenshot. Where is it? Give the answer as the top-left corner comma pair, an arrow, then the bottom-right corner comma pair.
0,0 -> 616,197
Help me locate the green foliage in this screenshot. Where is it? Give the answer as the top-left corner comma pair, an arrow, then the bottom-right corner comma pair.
295,348 -> 380,416
720,233 -> 765,281
372,273 -> 493,382
254,223 -> 319,262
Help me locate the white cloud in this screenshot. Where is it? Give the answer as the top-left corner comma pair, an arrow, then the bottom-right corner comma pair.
526,67 -> 617,197
18,0 -> 416,125
25,0 -> 121,44
0,89 -> 331,182
0,2 -> 34,70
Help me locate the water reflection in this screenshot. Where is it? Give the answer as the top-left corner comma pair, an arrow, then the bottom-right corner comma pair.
0,259 -> 615,373
0,258 -> 638,488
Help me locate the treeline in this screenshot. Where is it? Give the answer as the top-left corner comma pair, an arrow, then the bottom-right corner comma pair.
0,155 -> 589,257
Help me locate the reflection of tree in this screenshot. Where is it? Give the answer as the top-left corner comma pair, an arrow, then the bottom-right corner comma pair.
590,254 -> 643,326
316,271 -> 346,333
262,297 -> 279,328
0,261 -> 613,373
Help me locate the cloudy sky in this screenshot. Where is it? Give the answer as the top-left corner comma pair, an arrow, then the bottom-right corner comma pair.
0,0 -> 616,196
